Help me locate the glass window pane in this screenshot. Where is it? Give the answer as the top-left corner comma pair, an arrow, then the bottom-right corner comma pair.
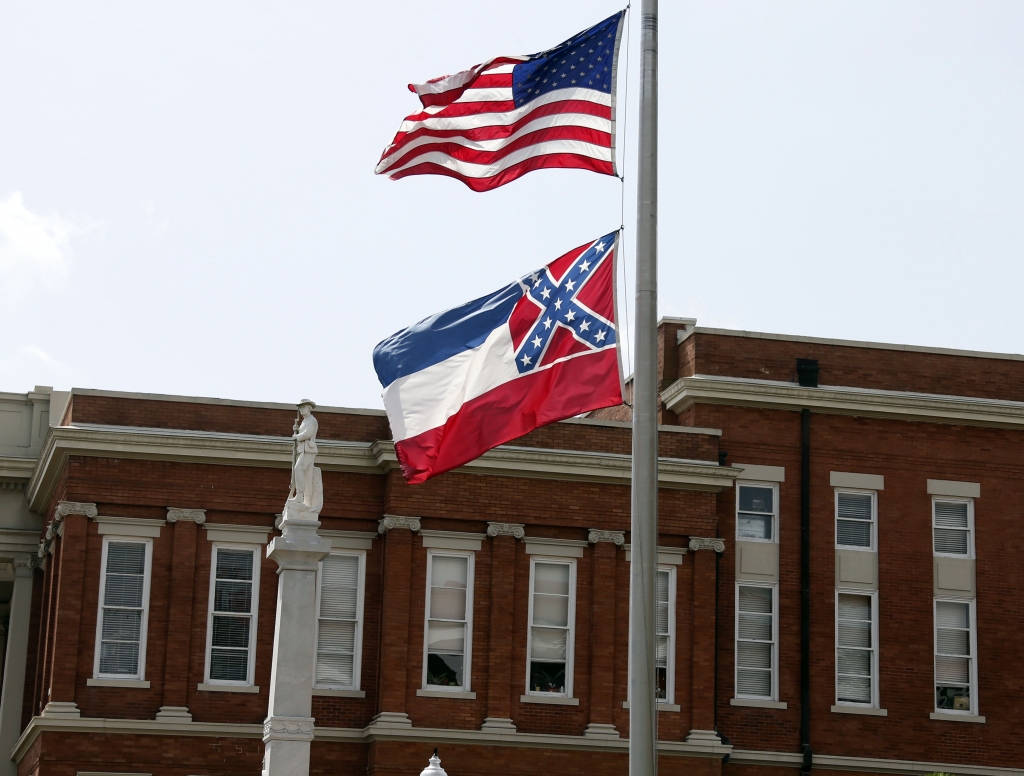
837,674 -> 871,703
214,580 -> 253,614
104,575 -> 144,609
739,486 -> 774,514
317,620 -> 355,655
837,493 -> 873,521
533,563 -> 570,595
738,586 -> 773,614
209,648 -> 248,681
216,549 -> 254,581
837,520 -> 871,547
99,641 -> 140,676
837,648 -> 871,676
106,542 -> 146,575
530,626 -> 567,660
737,640 -> 771,670
838,594 -> 871,621
426,653 -> 464,687
212,615 -> 250,648
316,651 -> 354,686
737,668 -> 771,697
426,621 -> 465,654
936,628 -> 970,656
936,685 -> 971,710
429,587 -> 467,621
936,601 -> 969,629
430,556 -> 468,589
529,661 -> 565,693
101,608 -> 142,642
738,612 -> 772,641
838,621 -> 872,649
533,593 -> 569,627
320,555 -> 359,620
934,529 -> 969,555
737,514 -> 773,540
934,501 -> 969,529
935,655 -> 970,684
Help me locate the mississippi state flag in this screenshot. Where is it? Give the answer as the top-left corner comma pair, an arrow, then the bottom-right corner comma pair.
374,12 -> 625,191
373,233 -> 623,484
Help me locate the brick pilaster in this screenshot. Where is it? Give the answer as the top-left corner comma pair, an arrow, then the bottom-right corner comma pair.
481,523 -> 524,732
686,537 -> 724,744
585,536 -> 620,738
157,509 -> 205,720
372,516 -> 420,727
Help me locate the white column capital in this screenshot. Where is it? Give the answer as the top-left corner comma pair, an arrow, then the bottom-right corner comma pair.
378,515 -> 421,533
688,537 -> 725,553
588,529 -> 625,545
55,501 -> 97,520
12,556 -> 39,578
167,507 -> 207,524
486,522 -> 525,539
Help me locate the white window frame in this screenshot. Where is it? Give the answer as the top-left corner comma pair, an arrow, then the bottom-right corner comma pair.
422,549 -> 475,692
736,481 -> 779,544
834,488 -> 877,552
525,556 -> 577,698
834,589 -> 879,709
933,596 -> 979,716
656,565 -> 677,705
93,536 -> 153,680
932,497 -> 975,559
314,549 -> 366,691
204,543 -> 261,687
734,582 -> 779,701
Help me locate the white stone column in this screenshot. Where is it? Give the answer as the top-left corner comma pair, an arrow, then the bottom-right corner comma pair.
262,508 -> 330,776
0,556 -> 36,776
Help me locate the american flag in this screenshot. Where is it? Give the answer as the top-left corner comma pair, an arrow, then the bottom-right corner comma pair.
374,11 -> 625,192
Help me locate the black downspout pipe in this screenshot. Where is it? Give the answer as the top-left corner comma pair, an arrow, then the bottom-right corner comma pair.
800,408 -> 813,776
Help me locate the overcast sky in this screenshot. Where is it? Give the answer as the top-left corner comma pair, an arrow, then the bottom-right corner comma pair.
2,1 -> 1022,410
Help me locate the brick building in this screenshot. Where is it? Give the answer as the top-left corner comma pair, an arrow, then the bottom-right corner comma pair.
0,319 -> 1021,776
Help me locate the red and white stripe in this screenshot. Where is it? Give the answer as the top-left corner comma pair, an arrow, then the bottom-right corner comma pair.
375,61 -> 615,192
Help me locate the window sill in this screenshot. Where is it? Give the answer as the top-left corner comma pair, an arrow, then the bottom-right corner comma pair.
417,689 -> 477,700
732,698 -> 787,710
930,712 -> 985,723
87,678 -> 150,689
835,545 -> 876,553
831,705 -> 887,716
621,702 -> 681,712
197,683 -> 260,693
313,688 -> 366,698
520,694 -> 579,706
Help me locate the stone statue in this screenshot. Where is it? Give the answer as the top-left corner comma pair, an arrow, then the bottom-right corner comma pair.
285,399 -> 323,518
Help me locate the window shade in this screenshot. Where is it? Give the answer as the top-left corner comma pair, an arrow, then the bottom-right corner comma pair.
933,501 -> 970,555
736,585 -> 774,698
836,492 -> 873,548
317,554 -> 361,687
836,593 -> 873,704
935,600 -> 973,711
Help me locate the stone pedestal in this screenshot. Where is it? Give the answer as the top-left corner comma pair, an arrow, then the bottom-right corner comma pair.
262,500 -> 330,776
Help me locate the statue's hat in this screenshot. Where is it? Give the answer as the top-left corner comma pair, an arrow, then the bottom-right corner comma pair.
298,399 -> 317,409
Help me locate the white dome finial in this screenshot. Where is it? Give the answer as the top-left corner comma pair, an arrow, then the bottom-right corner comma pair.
419,748 -> 448,776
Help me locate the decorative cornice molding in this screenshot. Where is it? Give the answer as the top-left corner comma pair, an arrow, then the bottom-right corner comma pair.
55,501 -> 97,519
167,507 -> 207,524
26,424 -> 738,512
588,529 -> 625,545
487,523 -> 526,539
378,515 -> 421,533
663,374 -> 1024,431
688,537 -> 725,553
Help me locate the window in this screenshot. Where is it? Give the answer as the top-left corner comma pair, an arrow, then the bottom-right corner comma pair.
205,545 -> 260,685
423,551 -> 473,690
935,599 -> 977,714
836,592 -> 877,707
655,566 -> 676,703
526,558 -> 576,696
94,538 -> 153,680
735,584 -> 777,700
933,499 -> 973,557
315,551 -> 365,689
835,490 -> 876,550
737,483 -> 777,542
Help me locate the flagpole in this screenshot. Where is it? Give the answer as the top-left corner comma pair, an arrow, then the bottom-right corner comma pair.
629,0 -> 659,774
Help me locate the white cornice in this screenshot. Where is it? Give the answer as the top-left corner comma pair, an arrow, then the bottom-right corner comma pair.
663,374 -> 1024,430
26,424 -> 739,512
12,717 -> 1019,776
0,457 -> 36,481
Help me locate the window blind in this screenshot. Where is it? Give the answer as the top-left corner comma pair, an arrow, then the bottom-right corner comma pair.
316,553 -> 361,687
209,548 -> 255,682
98,541 -> 147,677
935,600 -> 973,711
655,569 -> 671,701
836,492 -> 873,548
836,593 -> 873,704
933,501 -> 970,556
736,585 -> 774,698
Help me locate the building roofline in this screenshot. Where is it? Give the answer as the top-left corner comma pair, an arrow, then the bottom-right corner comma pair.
678,326 -> 1024,363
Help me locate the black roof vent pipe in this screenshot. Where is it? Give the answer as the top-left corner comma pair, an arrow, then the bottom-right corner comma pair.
796,359 -> 820,388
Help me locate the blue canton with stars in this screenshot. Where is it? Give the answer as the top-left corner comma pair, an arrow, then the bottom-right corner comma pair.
514,233 -> 618,374
511,11 -> 624,108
